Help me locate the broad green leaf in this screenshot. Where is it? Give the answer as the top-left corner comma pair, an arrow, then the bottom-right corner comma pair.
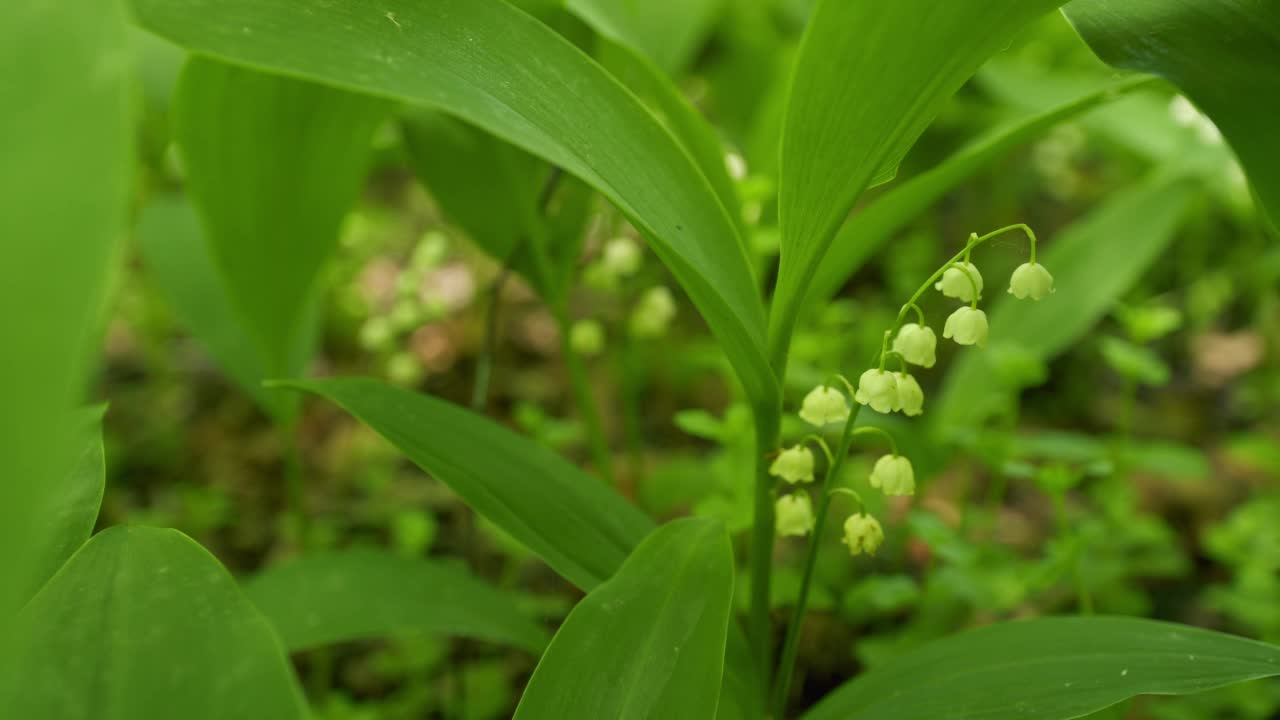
773,0 -> 1062,363
136,196 -> 296,420
2,527 -> 308,720
514,518 -> 735,720
281,377 -> 652,590
281,377 -> 763,720
16,414 -> 105,606
245,548 -> 549,654
1064,0 -> 1280,227
173,56 -> 388,378
0,0 -> 131,620
803,616 -> 1280,720
132,0 -> 777,412
934,168 -> 1197,428
804,76 -> 1153,316
566,0 -> 725,73
597,37 -> 747,247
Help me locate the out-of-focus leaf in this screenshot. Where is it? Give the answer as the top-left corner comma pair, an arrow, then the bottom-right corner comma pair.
1,528 -> 308,720
133,0 -> 777,412
514,518 -> 734,720
280,377 -> 763,720
567,0 -> 725,73
1064,0 -> 1280,227
173,57 -> 387,378
934,169 -> 1197,428
0,0 -> 131,621
280,378 -> 650,590
136,196 -> 296,420
804,617 -> 1280,720
245,548 -> 549,654
401,113 -> 552,288
772,0 -> 1062,361
805,76 -> 1153,314
1100,337 -> 1171,386
15,414 -> 105,606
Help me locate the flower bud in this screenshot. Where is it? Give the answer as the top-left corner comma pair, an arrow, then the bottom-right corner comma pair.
775,494 -> 816,537
629,286 -> 677,338
602,238 -> 643,277
386,351 -> 424,386
799,385 -> 850,427
943,306 -> 989,347
869,454 -> 915,496
854,369 -> 898,414
1008,262 -> 1055,301
359,316 -> 395,352
770,445 -> 816,485
935,262 -> 984,302
892,323 -> 937,368
569,320 -> 605,357
841,513 -> 885,556
892,372 -> 924,416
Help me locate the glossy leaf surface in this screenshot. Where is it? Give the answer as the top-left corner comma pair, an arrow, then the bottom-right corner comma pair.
2,527 -> 308,720
1065,0 -> 1280,227
514,518 -> 735,720
805,617 -> 1280,720
774,0 -> 1062,360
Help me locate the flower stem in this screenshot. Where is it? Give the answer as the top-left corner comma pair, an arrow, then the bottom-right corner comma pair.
771,404 -> 862,717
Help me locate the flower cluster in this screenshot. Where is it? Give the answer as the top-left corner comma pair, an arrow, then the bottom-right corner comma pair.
771,225 -> 1056,559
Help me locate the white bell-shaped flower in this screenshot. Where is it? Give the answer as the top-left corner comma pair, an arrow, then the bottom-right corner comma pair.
1008,262 -> 1055,301
775,494 -> 816,537
854,369 -> 899,414
935,262 -> 984,302
892,323 -> 937,368
602,238 -> 643,277
799,386 -> 851,427
841,513 -> 885,556
769,445 -> 815,485
892,372 -> 924,417
869,454 -> 916,496
943,306 -> 989,347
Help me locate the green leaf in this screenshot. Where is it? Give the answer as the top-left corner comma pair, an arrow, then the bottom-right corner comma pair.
173,56 -> 388,377
803,616 -> 1280,720
2,527 -> 309,720
804,76 -> 1154,316
244,548 -> 549,654
1064,0 -> 1280,227
400,112 -> 559,294
136,196 -> 296,420
132,0 -> 777,412
773,0 -> 1062,361
0,0 -> 131,620
280,377 -> 763,720
514,518 -> 735,720
933,169 -> 1197,428
16,414 -> 105,607
281,377 -> 651,590
566,0 -> 725,73
596,38 -> 747,248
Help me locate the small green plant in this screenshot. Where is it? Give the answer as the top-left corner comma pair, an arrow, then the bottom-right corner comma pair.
5,0 -> 1280,719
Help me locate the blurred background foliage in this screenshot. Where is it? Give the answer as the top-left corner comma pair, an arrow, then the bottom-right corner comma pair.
106,5 -> 1279,719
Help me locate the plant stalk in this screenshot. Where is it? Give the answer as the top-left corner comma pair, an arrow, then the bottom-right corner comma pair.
771,405 -> 862,716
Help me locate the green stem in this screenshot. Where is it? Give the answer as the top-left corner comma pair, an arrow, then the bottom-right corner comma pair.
771,405 -> 862,717
555,307 -> 615,485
